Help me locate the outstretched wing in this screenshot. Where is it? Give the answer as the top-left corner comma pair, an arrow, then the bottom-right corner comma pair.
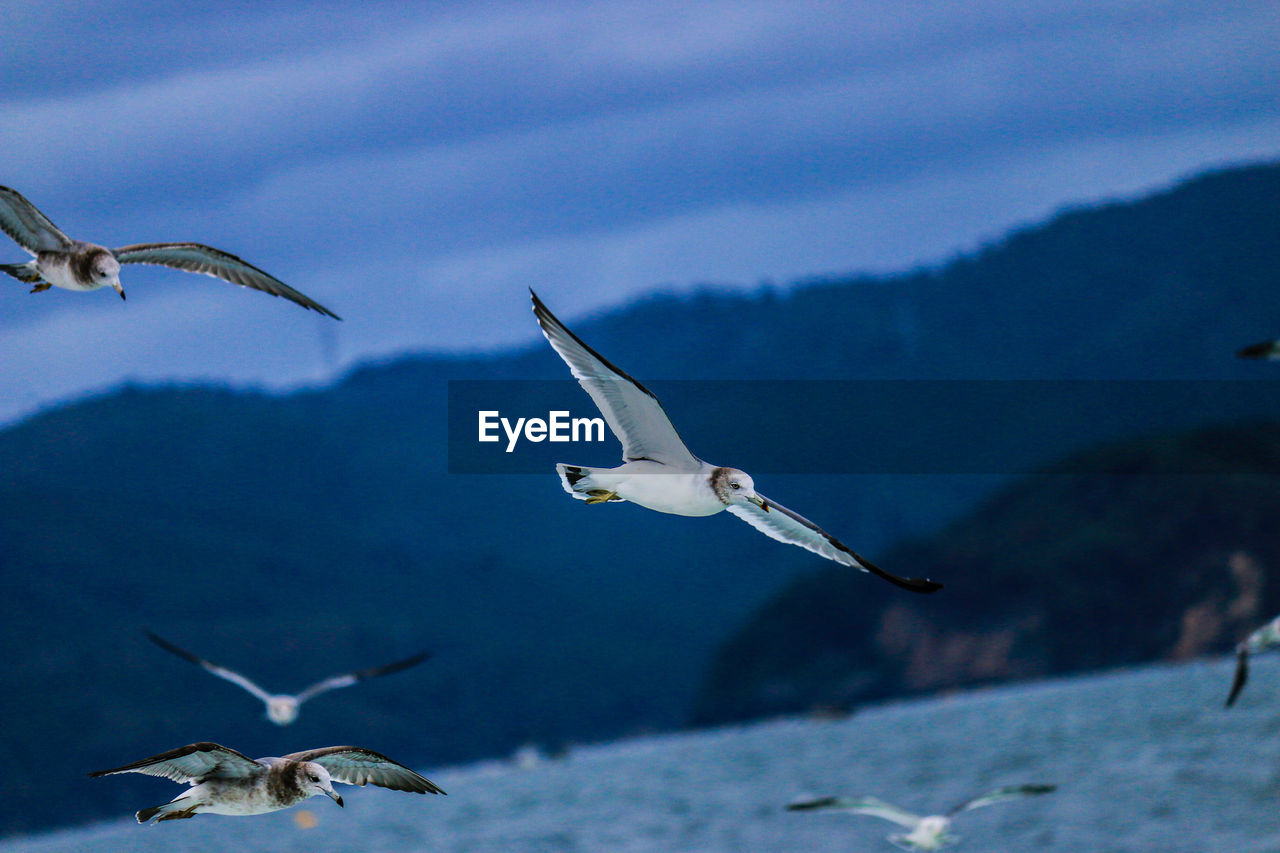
0,186 -> 73,254
89,742 -> 262,783
113,242 -> 340,318
295,651 -> 431,704
284,746 -> 445,795
1225,648 -> 1250,708
530,290 -> 699,468
950,784 -> 1056,815
788,796 -> 922,828
728,497 -> 942,593
146,631 -> 274,704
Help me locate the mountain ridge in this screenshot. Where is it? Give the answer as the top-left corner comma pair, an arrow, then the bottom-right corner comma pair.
1,159 -> 1278,833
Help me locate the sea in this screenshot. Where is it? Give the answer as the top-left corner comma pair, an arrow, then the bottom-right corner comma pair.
4,655 -> 1277,852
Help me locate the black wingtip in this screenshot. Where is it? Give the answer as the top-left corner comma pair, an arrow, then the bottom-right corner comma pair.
858,553 -> 943,593
529,288 -> 550,318
1021,784 -> 1057,795
313,301 -> 342,321
144,630 -> 205,665
902,577 -> 944,594
1237,341 -> 1277,359
786,797 -> 838,811
1225,648 -> 1249,708
354,650 -> 433,681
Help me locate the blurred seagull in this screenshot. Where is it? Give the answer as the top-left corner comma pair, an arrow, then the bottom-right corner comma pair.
1238,340 -> 1280,360
787,784 -> 1056,850
146,631 -> 429,725
90,742 -> 444,823
530,290 -> 941,593
1225,613 -> 1280,707
0,185 -> 339,317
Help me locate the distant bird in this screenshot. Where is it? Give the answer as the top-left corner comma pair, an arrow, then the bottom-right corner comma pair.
530,290 -> 941,593
1225,613 -> 1280,707
146,631 -> 429,725
0,185 -> 339,317
90,742 -> 444,823
787,784 -> 1056,850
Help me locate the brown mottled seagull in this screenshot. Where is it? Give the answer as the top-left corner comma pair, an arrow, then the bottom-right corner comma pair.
0,185 -> 339,317
146,631 -> 429,725
90,742 -> 444,823
530,290 -> 941,593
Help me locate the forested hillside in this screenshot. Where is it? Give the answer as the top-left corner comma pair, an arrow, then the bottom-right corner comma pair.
1,161 -> 1278,833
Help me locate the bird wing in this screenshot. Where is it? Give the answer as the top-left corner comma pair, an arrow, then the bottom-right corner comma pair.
145,631 -> 274,704
949,784 -> 1056,815
0,186 -> 73,254
530,290 -> 699,468
284,746 -> 446,795
112,242 -> 340,318
1225,647 -> 1250,708
89,742 -> 263,783
787,796 -> 922,828
294,651 -> 431,704
727,497 -> 942,593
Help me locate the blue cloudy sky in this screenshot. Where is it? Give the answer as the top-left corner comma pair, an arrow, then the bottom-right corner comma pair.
0,1 -> 1277,422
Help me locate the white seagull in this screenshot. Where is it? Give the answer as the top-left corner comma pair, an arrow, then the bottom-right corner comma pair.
90,742 -> 444,823
530,290 -> 941,593
1225,613 -> 1280,707
0,185 -> 339,317
146,631 -> 429,725
787,784 -> 1056,850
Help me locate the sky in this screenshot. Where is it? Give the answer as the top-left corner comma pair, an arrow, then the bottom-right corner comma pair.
0,0 -> 1277,423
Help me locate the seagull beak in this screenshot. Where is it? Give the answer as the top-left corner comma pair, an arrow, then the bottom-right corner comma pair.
112,282 -> 125,300
748,495 -> 769,512
327,790 -> 344,807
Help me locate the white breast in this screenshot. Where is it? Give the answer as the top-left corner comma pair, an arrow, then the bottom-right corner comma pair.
611,465 -> 725,517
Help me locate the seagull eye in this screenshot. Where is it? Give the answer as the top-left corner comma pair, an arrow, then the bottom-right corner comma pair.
309,773 -> 319,782
730,483 -> 740,490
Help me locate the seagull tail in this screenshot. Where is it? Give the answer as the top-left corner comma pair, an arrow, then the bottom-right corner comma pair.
555,464 -> 594,500
136,799 -> 198,824
0,262 -> 41,283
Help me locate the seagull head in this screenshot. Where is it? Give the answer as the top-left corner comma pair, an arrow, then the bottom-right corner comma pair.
89,251 -> 124,299
267,696 -> 300,725
711,467 -> 769,511
298,762 -> 343,807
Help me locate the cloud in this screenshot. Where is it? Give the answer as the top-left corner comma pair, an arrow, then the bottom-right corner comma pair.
0,1 -> 1277,422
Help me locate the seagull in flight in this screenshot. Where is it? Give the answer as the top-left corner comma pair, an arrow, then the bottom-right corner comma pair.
0,185 -> 339,317
91,742 -> 444,823
146,631 -> 429,725
530,290 -> 941,593
787,784 -> 1056,850
1225,613 -> 1280,707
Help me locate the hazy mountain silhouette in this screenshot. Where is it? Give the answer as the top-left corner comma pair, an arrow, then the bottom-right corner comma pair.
691,422 -> 1280,725
1,160 -> 1278,833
